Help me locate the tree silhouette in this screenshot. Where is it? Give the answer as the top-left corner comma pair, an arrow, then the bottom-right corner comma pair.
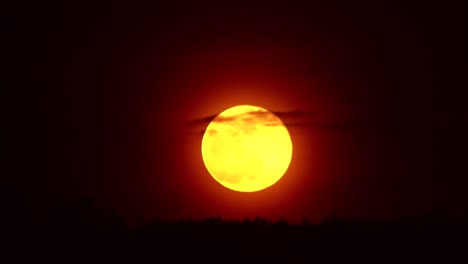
4,195 -> 467,263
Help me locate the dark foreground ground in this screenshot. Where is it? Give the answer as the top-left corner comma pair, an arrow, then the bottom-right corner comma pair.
5,212 -> 468,263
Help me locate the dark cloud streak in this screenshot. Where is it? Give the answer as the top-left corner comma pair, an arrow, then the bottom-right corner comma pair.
187,110 -> 401,135
187,110 -> 317,127
186,110 -> 364,135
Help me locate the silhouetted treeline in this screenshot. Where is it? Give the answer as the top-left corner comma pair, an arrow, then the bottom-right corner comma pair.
3,196 -> 468,263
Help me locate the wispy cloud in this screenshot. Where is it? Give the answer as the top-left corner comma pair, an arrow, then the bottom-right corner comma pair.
186,109 -> 448,136
188,110 -> 317,126
186,110 -> 360,135
188,110 -> 371,135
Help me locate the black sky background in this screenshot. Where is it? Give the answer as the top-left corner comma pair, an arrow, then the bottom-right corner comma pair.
4,0 -> 468,224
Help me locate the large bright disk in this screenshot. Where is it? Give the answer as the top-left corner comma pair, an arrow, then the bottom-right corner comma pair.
201,105 -> 293,192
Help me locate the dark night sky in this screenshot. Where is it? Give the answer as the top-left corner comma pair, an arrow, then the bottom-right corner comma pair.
5,0 -> 467,224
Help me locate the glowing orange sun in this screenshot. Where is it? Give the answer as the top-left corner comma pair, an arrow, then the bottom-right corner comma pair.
201,105 -> 293,192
